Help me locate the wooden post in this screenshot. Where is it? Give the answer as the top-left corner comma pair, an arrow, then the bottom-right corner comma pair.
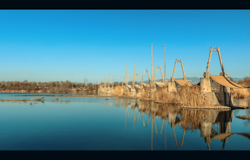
164,44 -> 166,82
151,44 -> 153,82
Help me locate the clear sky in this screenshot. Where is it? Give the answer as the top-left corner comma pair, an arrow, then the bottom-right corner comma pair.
0,10 -> 250,83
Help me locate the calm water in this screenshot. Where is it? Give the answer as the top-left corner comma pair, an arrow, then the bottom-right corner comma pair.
0,93 -> 249,150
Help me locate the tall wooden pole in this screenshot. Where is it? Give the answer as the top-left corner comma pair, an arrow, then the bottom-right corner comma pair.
151,44 -> 153,82
164,44 -> 166,82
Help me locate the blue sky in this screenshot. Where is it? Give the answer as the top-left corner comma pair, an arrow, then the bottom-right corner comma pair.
0,10 -> 250,83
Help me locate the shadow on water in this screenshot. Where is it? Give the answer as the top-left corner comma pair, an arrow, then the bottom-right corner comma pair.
108,99 -> 250,151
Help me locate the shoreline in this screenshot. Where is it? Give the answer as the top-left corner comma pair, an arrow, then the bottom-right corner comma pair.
0,90 -> 95,94
7,93 -> 140,99
1,92 -> 249,110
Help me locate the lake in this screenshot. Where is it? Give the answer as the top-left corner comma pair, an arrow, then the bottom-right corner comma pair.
0,93 -> 249,150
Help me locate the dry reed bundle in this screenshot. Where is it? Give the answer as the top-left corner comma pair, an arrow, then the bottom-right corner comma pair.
140,87 -> 150,100
238,76 -> 250,87
156,87 -> 180,102
231,88 -> 250,99
153,85 -> 213,106
123,88 -> 130,97
113,86 -> 124,96
178,85 -> 211,107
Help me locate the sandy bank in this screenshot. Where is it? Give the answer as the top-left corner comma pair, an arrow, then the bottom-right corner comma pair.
180,106 -> 231,110
236,115 -> 250,120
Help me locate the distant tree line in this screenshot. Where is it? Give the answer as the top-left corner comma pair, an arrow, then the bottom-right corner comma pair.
0,81 -> 98,93
237,76 -> 250,87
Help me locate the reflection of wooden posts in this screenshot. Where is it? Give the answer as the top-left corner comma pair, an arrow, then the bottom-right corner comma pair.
172,126 -> 177,146
151,117 -> 153,151
205,111 -> 233,151
128,107 -> 133,117
113,101 -> 114,112
133,109 -> 135,130
137,112 -> 140,121
222,139 -> 228,151
172,126 -> 186,146
165,119 -> 167,150
219,122 -> 231,142
125,105 -> 128,130
150,100 -> 157,151
154,119 -> 164,134
131,108 -> 141,130
180,130 -> 185,146
141,114 -> 150,126
207,140 -> 211,151
201,121 -> 212,150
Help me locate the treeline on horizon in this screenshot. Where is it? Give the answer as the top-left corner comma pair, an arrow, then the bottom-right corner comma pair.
0,80 -> 98,93
0,76 -> 249,94
237,76 -> 250,87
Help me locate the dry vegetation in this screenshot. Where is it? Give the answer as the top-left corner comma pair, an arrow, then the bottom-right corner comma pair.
178,85 -> 213,107
153,85 -> 213,107
123,89 -> 130,97
140,76 -> 250,106
140,86 -> 151,100
155,86 -> 180,103
113,86 -> 124,96
232,88 -> 250,99
237,77 -> 250,87
231,76 -> 250,99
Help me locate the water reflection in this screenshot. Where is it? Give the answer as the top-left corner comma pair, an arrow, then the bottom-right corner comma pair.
0,94 -> 249,150
111,99 -> 250,150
